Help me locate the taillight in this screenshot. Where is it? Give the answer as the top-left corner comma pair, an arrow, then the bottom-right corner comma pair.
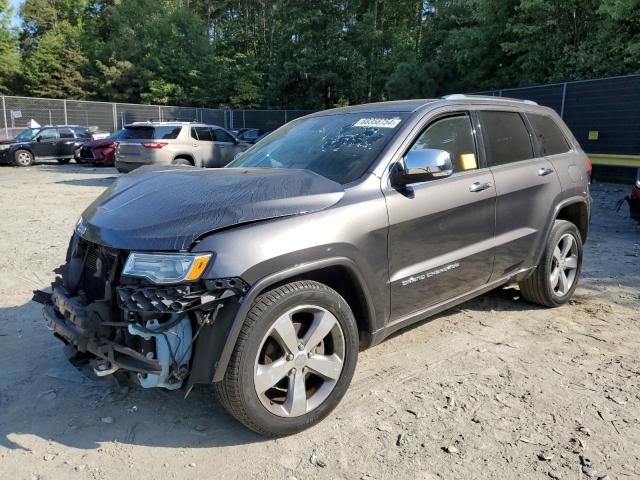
585,157 -> 593,177
142,142 -> 168,149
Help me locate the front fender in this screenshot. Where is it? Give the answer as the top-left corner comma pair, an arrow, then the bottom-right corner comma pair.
208,256 -> 376,383
12,144 -> 33,154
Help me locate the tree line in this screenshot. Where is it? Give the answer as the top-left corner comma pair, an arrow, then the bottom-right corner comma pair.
0,0 -> 638,110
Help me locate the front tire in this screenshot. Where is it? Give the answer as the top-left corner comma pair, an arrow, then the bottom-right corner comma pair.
14,149 -> 34,167
214,280 -> 359,436
519,220 -> 583,307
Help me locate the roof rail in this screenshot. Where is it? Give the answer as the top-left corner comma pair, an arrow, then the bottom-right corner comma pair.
442,93 -> 538,106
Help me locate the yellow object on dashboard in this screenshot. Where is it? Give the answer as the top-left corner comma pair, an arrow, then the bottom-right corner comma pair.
460,153 -> 477,170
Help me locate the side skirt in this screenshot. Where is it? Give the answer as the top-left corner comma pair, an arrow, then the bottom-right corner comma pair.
371,267 -> 534,344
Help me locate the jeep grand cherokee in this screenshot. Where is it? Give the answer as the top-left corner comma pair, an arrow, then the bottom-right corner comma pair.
35,96 -> 591,436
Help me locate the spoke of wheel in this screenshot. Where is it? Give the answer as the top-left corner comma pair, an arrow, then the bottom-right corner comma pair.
560,236 -> 573,259
284,370 -> 307,416
550,267 -> 560,290
307,354 -> 342,381
271,313 -> 300,355
564,255 -> 578,269
558,269 -> 569,294
553,245 -> 562,263
304,311 -> 337,351
254,358 -> 291,394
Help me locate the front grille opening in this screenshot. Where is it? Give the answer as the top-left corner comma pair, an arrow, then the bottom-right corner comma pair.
76,239 -> 122,303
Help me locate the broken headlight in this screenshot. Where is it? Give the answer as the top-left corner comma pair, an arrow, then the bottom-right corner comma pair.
123,252 -> 212,284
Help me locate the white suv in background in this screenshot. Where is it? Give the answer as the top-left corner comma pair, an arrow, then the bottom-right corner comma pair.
115,122 -> 251,173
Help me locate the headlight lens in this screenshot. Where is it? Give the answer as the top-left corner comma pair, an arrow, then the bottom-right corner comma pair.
0,144 -> 10,151
123,252 -> 212,284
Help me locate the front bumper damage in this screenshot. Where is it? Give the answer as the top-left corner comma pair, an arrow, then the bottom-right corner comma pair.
42,283 -> 163,375
34,236 -> 249,391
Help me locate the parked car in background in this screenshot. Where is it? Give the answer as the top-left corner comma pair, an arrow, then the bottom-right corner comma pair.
88,126 -> 111,140
618,168 -> 640,222
115,122 -> 251,173
237,128 -> 271,144
77,129 -> 125,166
0,125 -> 93,167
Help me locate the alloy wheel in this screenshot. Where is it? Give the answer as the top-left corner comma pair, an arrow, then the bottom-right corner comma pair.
254,304 -> 345,418
16,151 -> 32,166
550,233 -> 579,296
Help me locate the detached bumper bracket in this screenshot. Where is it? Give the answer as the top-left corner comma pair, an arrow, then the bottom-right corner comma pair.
32,289 -> 52,305
41,285 -> 162,375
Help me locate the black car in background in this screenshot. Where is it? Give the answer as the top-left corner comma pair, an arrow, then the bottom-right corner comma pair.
236,128 -> 271,144
0,126 -> 93,167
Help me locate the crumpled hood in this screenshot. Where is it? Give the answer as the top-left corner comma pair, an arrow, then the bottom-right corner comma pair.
79,166 -> 344,251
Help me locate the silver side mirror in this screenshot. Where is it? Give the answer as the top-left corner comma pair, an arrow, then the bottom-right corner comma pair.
393,148 -> 453,187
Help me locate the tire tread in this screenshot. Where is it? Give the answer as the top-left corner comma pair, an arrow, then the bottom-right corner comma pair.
519,219 -> 581,307
213,280 -> 339,436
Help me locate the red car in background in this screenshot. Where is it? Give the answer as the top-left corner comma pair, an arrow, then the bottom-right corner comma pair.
76,129 -> 124,165
618,168 -> 640,223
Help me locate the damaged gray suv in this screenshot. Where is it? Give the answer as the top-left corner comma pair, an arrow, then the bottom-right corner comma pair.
36,96 -> 591,436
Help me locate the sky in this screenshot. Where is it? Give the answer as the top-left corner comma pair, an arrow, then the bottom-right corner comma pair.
9,0 -> 22,27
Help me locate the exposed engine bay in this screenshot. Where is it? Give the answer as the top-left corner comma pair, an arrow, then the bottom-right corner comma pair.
33,233 -> 248,390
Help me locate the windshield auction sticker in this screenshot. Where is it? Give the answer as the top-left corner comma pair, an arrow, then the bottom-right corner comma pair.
354,117 -> 402,128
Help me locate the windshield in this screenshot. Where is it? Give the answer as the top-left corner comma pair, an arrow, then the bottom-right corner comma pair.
227,112 -> 407,184
15,128 -> 39,141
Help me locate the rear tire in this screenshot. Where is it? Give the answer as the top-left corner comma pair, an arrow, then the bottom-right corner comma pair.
57,159 -> 71,164
172,158 -> 192,166
214,280 -> 359,436
519,220 -> 583,307
14,149 -> 34,167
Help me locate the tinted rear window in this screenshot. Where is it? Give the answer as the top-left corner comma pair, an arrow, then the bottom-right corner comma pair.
121,126 -> 182,140
479,111 -> 534,166
192,127 -> 214,141
527,113 -> 570,156
213,129 -> 236,143
59,128 -> 75,139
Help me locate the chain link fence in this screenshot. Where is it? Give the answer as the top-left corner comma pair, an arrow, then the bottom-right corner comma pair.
0,95 -> 313,139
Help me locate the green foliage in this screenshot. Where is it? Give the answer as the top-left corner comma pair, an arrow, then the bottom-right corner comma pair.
3,0 -> 640,105
22,21 -> 89,98
0,0 -> 20,93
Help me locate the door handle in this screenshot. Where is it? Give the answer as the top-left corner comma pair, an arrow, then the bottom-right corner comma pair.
469,181 -> 492,192
537,167 -> 554,176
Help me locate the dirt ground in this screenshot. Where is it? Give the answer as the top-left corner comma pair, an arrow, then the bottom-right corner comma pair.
0,162 -> 638,480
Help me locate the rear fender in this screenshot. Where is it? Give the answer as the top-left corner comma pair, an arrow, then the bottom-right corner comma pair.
529,196 -> 590,271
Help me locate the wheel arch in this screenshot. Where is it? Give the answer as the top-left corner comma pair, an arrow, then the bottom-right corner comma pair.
556,201 -> 589,243
12,147 -> 35,164
531,196 -> 590,270
211,257 -> 376,383
13,146 -> 34,156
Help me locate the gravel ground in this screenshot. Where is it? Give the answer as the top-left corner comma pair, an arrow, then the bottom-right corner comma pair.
0,162 -> 638,480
